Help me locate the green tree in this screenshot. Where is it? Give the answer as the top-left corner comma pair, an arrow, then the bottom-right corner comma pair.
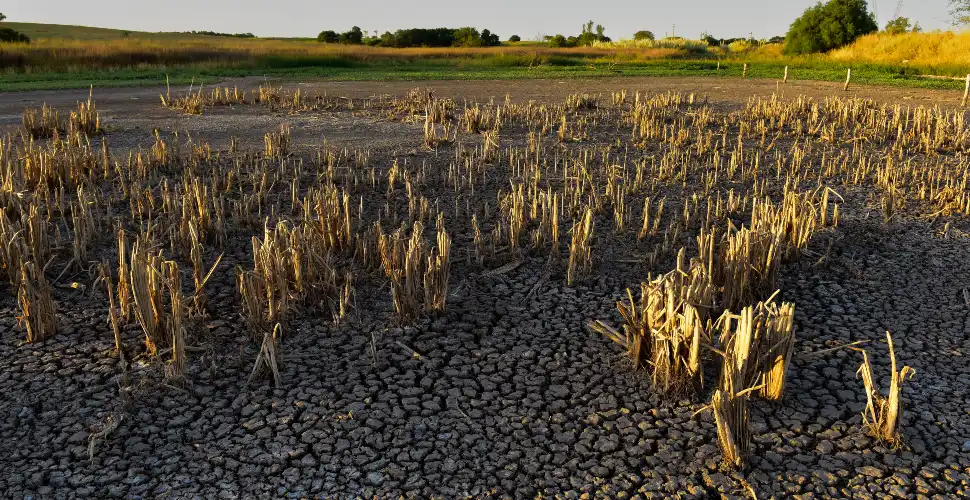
453,27 -> 484,47
508,34 -> 521,42
884,16 -> 912,34
339,26 -> 363,44
784,0 -> 878,55
0,27 -> 29,43
317,30 -> 339,43
480,28 -> 500,46
0,13 -> 6,22
548,34 -> 568,48
634,30 -> 655,41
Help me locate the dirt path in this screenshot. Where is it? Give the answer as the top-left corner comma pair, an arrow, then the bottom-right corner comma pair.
0,76 -> 965,123
2,76 -> 963,157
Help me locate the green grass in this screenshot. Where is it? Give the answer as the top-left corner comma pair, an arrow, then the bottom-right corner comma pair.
2,22 -> 967,93
1,60 -> 966,93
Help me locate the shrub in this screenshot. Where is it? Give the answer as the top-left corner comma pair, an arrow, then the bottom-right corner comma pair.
480,29 -> 500,47
317,30 -> 339,43
339,26 -> 363,45
0,27 -> 29,44
634,30 -> 655,41
884,17 -> 921,34
784,0 -> 878,55
453,27 -> 483,47
548,34 -> 569,48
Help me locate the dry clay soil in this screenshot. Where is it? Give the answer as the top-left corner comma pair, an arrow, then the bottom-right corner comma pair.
1,77 -> 970,499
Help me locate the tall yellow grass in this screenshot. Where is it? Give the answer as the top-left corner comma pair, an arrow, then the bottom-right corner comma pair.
0,38 -> 694,72
830,31 -> 970,70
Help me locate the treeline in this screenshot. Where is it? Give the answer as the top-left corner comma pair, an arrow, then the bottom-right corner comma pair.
701,34 -> 785,46
185,31 -> 256,39
317,26 -> 501,47
545,21 -> 611,48
0,11 -> 30,44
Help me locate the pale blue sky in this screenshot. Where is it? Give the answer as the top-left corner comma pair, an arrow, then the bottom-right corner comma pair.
5,0 -> 956,39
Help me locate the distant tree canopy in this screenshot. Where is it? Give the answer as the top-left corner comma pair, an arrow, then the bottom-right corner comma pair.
952,0 -> 970,26
546,20 -> 611,47
508,34 -> 521,42
317,30 -> 339,43
784,0 -> 878,55
884,16 -> 921,34
370,27 -> 501,47
701,33 -> 760,46
339,26 -> 363,44
633,30 -> 655,41
0,27 -> 29,43
186,31 -> 256,38
452,27 -> 500,47
317,26 -> 364,44
0,13 -> 31,44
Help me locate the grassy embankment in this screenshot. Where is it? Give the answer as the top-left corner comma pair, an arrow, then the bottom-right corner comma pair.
1,23 -> 969,92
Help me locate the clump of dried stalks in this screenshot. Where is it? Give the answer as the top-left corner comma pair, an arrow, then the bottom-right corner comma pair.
237,205 -> 355,333
712,294 -> 796,468
127,237 -> 187,366
264,124 -> 291,158
377,216 -> 452,321
857,331 -> 915,447
69,88 -> 102,137
21,104 -> 62,139
718,293 -> 796,401
17,260 -> 58,343
715,227 -> 781,311
590,249 -> 714,396
567,208 -> 594,285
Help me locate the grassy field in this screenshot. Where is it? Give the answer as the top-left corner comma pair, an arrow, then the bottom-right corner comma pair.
2,22 -> 969,92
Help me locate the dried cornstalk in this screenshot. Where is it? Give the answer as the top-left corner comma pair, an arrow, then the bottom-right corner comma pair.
857,331 -> 916,447
567,208 -> 594,285
99,263 -> 124,357
165,262 -> 186,382
423,216 -> 451,313
712,387 -> 750,470
249,323 -> 283,388
129,240 -> 166,356
719,294 -> 796,401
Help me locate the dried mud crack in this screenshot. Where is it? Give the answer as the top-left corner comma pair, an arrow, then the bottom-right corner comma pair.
1,78 -> 970,499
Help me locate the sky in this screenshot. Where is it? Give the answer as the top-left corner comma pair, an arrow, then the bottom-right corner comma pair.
4,0 -> 957,40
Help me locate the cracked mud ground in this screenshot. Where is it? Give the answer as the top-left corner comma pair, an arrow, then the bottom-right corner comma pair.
1,78 -> 970,499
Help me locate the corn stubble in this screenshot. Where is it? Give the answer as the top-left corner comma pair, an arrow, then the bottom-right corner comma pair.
0,84 -> 956,476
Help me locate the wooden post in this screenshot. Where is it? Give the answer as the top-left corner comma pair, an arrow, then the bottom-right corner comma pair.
717,60 -> 720,72
963,74 -> 969,107
743,63 -> 748,78
843,68 -> 851,91
783,66 -> 788,83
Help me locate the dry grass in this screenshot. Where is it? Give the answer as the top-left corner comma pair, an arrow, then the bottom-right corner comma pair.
830,31 -> 970,71
0,37 -> 697,72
